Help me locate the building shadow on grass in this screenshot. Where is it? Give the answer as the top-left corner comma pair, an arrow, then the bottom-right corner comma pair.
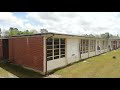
0,62 -> 44,78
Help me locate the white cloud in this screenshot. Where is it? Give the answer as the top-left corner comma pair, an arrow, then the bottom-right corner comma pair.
1,12 -> 120,36
0,12 -> 24,29
26,12 -> 120,35
0,12 -> 42,33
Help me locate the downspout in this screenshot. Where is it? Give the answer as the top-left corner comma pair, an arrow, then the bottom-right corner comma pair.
45,34 -> 54,75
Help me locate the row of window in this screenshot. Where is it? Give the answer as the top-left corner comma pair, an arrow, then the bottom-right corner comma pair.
80,39 -> 89,54
80,39 -> 96,54
80,40 -> 109,53
46,38 -> 65,61
90,40 -> 96,52
111,41 -> 117,47
101,41 -> 105,50
101,40 -> 108,50
111,41 -> 118,49
104,41 -> 108,49
97,40 -> 108,50
46,39 -> 110,61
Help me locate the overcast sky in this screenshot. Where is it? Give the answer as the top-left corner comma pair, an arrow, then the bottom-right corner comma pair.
0,12 -> 120,35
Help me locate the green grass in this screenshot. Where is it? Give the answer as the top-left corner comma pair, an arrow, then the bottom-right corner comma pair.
54,50 -> 120,78
0,63 -> 44,78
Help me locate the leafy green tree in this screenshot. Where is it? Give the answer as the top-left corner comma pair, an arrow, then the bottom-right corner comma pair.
3,27 -> 38,37
8,27 -> 19,36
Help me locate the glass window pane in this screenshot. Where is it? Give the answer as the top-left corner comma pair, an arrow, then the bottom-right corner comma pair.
61,51 -> 65,54
54,52 -> 59,55
61,45 -> 65,48
47,38 -> 53,42
47,53 -> 53,57
61,39 -> 65,44
83,47 -> 85,51
86,47 -> 88,50
47,50 -> 53,53
61,55 -> 65,58
47,45 -> 52,49
47,57 -> 53,61
54,49 -> 59,56
54,56 -> 59,59
83,40 -> 85,45
81,40 -> 82,46
54,38 -> 59,44
80,47 -> 82,51
46,38 -> 53,45
61,49 -> 65,52
47,41 -> 52,45
54,49 -> 59,52
54,45 -> 59,49
86,40 -> 88,46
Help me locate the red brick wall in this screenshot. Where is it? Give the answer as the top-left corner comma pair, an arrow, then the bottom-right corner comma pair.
9,36 -> 44,72
0,39 -> 3,60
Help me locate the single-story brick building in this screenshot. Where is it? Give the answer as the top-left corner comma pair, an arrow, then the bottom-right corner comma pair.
0,33 -> 118,75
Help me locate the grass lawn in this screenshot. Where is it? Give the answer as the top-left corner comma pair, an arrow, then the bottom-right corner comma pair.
54,50 -> 120,78
0,63 -> 44,78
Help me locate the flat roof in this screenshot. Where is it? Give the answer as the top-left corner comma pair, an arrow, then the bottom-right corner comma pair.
8,32 -> 120,40
9,32 -> 103,39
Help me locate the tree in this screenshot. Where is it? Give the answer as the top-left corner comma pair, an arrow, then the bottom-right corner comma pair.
100,32 -> 120,39
100,32 -> 110,39
18,31 -> 24,35
40,29 -> 48,33
3,27 -> 36,37
8,27 -> 19,36
83,34 -> 89,37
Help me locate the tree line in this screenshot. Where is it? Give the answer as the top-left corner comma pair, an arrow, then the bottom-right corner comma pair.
0,27 -> 38,37
83,32 -> 120,39
0,27 -> 119,39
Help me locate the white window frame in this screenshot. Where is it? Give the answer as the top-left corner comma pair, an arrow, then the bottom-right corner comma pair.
46,38 -> 65,61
